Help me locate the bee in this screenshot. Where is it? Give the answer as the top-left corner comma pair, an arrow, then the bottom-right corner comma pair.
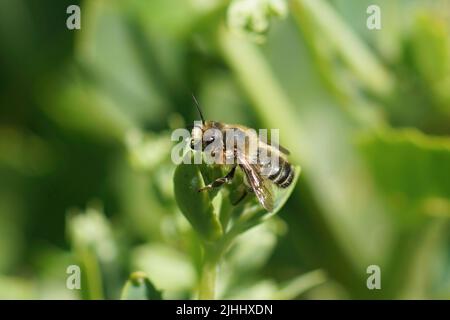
189,96 -> 295,212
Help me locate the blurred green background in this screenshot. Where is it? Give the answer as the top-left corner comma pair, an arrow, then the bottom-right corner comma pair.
0,0 -> 449,299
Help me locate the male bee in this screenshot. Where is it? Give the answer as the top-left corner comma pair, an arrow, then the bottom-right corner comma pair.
189,96 -> 295,212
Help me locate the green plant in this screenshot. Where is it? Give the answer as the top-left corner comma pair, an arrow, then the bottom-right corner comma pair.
1,0 -> 449,301
173,158 -> 300,299
121,271 -> 162,300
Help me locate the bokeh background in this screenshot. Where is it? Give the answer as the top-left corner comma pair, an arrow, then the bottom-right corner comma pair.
0,0 -> 449,299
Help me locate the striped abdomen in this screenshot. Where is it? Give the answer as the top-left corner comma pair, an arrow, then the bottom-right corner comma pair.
267,157 -> 294,188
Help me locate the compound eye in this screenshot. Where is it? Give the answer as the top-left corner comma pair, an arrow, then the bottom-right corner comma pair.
190,139 -> 195,150
203,133 -> 215,146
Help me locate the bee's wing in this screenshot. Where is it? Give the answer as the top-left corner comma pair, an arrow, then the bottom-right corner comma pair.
238,155 -> 275,212
259,137 -> 290,155
272,143 -> 290,156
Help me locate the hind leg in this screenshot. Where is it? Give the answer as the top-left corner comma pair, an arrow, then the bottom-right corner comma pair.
231,189 -> 248,206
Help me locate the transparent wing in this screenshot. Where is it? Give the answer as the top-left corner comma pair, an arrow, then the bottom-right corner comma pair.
271,143 -> 290,156
259,136 -> 290,155
238,155 -> 275,212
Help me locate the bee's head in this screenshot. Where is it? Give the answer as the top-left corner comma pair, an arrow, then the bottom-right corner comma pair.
190,123 -> 203,150
189,95 -> 221,151
190,121 -> 220,151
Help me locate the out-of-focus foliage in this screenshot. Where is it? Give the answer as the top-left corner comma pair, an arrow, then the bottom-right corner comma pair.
0,0 -> 449,299
121,271 -> 162,300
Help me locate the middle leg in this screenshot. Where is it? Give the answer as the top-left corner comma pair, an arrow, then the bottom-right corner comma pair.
198,166 -> 237,192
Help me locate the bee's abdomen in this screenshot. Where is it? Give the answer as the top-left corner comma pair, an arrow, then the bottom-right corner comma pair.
268,159 -> 294,188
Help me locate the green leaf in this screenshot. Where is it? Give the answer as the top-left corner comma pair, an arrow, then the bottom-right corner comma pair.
227,221 -> 279,273
121,271 -> 162,300
173,163 -> 223,242
410,13 -> 450,84
358,128 -> 450,198
132,243 -> 196,295
357,128 -> 450,223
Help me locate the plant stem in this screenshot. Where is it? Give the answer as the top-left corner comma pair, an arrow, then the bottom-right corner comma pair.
198,246 -> 218,300
197,228 -> 242,300
290,0 -> 394,97
80,248 -> 104,300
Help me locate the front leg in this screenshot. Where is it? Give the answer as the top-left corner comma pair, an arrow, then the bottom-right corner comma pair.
198,166 -> 236,192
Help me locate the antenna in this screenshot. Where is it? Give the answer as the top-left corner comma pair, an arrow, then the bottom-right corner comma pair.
192,94 -> 205,124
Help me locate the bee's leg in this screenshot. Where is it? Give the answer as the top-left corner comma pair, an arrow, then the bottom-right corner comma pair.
198,166 -> 236,192
231,190 -> 248,206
